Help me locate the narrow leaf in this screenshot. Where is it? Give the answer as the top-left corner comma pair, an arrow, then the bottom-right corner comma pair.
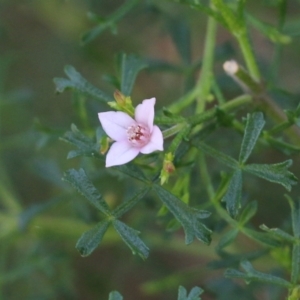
113,163 -> 148,183
243,228 -> 280,247
112,187 -> 151,218
154,184 -> 211,245
63,168 -> 111,216
76,220 -> 110,257
54,65 -> 112,103
287,196 -> 300,238
195,142 -> 239,169
247,13 -> 292,44
216,229 -> 239,250
225,260 -> 292,288
81,0 -> 139,44
239,112 -> 265,163
291,244 -> 300,284
244,160 -> 297,191
238,201 -> 257,225
259,224 -> 296,243
108,291 -> 123,300
113,220 -> 149,259
222,170 -> 243,218
120,54 -> 147,96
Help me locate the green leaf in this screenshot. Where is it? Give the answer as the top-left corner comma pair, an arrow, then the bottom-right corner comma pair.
247,13 -> 292,44
113,164 -> 149,183
195,142 -> 239,169
225,260 -> 292,288
239,112 -> 265,164
112,187 -> 151,218
243,228 -> 280,247
176,0 -> 227,28
153,184 -> 211,245
216,229 -> 239,250
244,160 -> 297,191
259,224 -> 296,243
61,124 -> 101,159
112,220 -> 149,259
287,196 -> 300,238
81,0 -> 139,44
54,65 -> 112,103
177,285 -> 204,300
238,201 -> 257,225
63,168 -> 111,216
76,220 -> 110,257
120,53 -> 147,96
108,291 -> 123,300
291,245 -> 300,284
222,170 -> 243,218
287,196 -> 300,283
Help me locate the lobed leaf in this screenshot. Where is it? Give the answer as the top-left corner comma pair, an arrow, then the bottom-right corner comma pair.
76,220 -> 110,257
120,53 -> 148,96
177,285 -> 204,300
154,184 -> 211,245
63,168 -> 111,216
54,65 -> 112,103
244,160 -> 297,191
108,291 -> 123,300
239,112 -> 265,164
222,170 -> 243,218
112,219 -> 149,259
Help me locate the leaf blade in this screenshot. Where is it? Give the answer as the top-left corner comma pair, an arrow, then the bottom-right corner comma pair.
239,112 -> 265,163
63,168 -> 111,215
244,160 -> 297,191
222,170 -> 243,218
120,54 -> 147,96
54,65 -> 112,103
76,220 -> 110,257
113,219 -> 149,259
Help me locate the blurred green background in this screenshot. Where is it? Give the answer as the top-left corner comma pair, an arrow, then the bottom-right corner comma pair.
1,0 -> 300,299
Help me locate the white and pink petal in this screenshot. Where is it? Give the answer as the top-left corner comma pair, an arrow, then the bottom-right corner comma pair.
98,111 -> 135,141
140,125 -> 163,154
105,141 -> 140,167
135,98 -> 155,132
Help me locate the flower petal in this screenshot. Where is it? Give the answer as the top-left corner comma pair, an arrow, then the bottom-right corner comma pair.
105,141 -> 140,167
135,98 -> 155,132
98,111 -> 135,141
140,125 -> 164,154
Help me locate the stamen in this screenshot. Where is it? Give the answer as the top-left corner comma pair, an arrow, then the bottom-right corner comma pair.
127,123 -> 150,147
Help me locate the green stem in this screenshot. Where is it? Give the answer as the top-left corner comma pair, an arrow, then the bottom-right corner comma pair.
188,94 -> 252,126
195,14 -> 218,114
237,33 -> 261,82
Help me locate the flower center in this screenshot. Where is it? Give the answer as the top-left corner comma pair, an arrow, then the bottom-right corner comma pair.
127,123 -> 150,147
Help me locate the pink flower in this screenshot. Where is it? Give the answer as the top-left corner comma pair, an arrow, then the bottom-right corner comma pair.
98,98 -> 164,167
